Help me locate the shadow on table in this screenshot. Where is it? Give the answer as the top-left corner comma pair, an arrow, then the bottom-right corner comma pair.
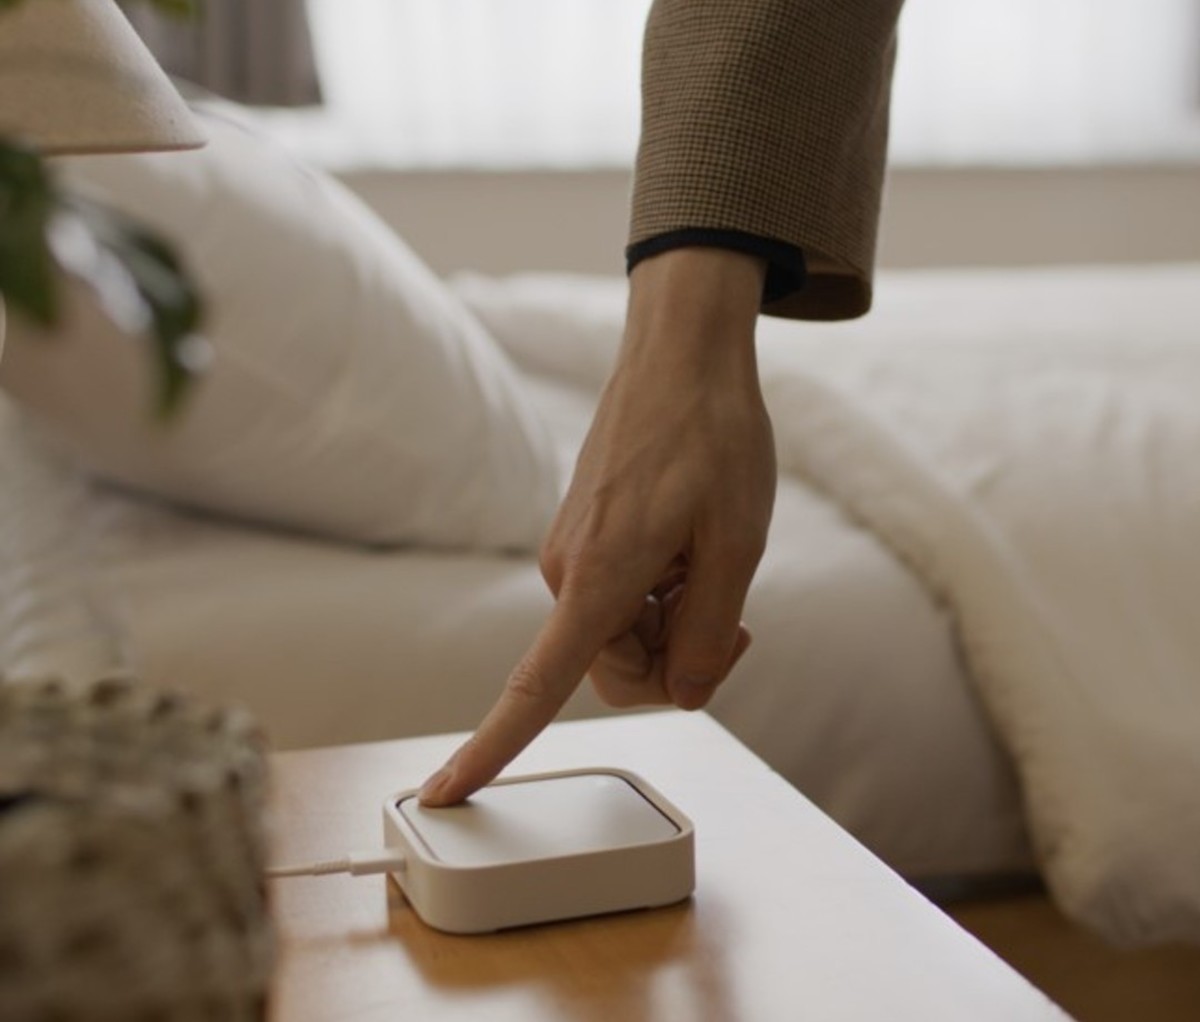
386,880 -> 738,1022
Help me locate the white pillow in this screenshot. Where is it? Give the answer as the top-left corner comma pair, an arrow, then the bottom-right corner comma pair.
452,272 -> 627,396
0,101 -> 558,551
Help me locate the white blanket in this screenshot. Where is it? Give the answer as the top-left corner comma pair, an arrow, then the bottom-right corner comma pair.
754,265 -> 1200,946
461,263 -> 1200,945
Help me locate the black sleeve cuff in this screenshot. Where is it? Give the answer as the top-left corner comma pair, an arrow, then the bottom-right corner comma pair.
625,228 -> 807,307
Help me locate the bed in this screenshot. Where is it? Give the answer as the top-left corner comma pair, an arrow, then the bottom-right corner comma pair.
0,346 -> 1030,886
2,98 -> 1198,950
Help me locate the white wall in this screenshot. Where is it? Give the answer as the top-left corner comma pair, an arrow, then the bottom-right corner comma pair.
341,165 -> 1200,278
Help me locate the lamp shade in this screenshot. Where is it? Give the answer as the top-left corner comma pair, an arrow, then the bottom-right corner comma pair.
0,0 -> 204,154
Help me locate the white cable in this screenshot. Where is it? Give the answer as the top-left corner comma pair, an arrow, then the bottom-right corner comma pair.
265,849 -> 407,879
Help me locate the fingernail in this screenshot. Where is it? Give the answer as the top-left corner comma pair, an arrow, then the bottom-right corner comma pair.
418,767 -> 454,806
674,675 -> 716,710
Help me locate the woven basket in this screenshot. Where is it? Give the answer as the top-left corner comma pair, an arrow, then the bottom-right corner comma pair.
0,677 -> 273,1021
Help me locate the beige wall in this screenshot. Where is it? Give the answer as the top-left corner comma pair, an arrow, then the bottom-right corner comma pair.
341,165 -> 1200,278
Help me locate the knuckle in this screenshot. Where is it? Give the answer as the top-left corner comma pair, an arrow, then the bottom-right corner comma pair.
538,546 -> 563,593
567,532 -> 621,576
504,661 -> 552,705
543,528 -> 613,596
556,553 -> 619,613
722,525 -> 768,568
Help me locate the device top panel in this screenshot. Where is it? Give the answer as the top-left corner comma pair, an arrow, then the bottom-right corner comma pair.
397,771 -> 681,867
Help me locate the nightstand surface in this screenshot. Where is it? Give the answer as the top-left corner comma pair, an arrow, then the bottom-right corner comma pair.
269,711 -> 1069,1021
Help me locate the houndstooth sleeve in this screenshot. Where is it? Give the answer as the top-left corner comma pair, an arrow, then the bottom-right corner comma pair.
628,0 -> 904,321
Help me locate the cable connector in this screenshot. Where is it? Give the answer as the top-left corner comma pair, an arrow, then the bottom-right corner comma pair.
266,848 -> 406,879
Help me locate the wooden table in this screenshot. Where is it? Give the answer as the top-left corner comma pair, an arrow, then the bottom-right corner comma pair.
269,711 -> 1070,1021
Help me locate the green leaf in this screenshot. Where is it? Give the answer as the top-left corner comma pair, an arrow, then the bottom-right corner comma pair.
153,0 -> 200,17
0,139 -> 60,327
117,0 -> 200,19
65,195 -> 206,419
1,0 -> 204,420
2,0 -> 198,12
0,140 -> 205,419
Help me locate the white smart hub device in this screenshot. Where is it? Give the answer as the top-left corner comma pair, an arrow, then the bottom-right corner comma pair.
382,767 -> 695,933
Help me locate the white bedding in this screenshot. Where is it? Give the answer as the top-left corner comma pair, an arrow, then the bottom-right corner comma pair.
22,261 -> 1197,920
461,264 -> 1200,945
90,371 -> 1028,880
0,361 -> 1029,882
753,264 -> 1200,946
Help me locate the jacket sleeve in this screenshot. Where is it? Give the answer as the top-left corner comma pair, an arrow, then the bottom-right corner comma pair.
628,0 -> 904,321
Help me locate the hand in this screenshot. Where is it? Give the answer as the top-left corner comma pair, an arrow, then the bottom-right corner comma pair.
419,247 -> 776,806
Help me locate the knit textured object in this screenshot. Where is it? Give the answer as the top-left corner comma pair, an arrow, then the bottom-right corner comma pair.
0,677 -> 273,1020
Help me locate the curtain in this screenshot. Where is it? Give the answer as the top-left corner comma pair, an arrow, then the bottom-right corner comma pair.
274,0 -> 1200,167
299,0 -> 649,167
125,0 -> 321,107
888,0 -> 1200,164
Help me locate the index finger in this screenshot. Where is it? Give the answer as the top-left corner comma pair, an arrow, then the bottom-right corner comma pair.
417,598 -> 607,806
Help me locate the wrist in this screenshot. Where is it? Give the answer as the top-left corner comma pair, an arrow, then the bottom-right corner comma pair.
623,247 -> 766,381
